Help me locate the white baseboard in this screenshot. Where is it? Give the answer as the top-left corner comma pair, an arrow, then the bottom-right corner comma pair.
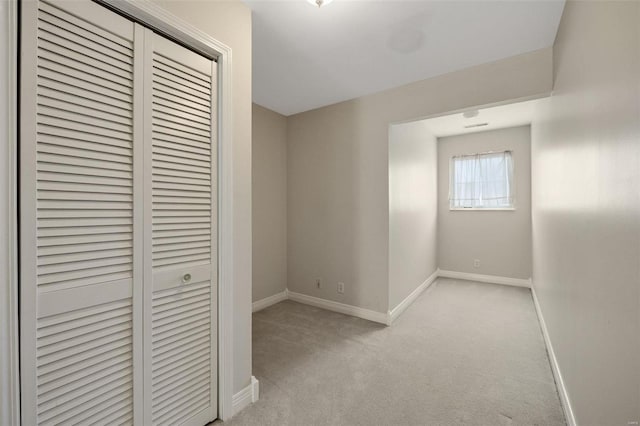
252,289 -> 288,312
438,270 -> 532,288
252,288 -> 387,325
255,270 -> 529,327
531,287 -> 576,426
387,269 -> 439,325
232,375 -> 259,416
287,290 -> 388,325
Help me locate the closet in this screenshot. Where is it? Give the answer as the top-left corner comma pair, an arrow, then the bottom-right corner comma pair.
19,0 -> 218,424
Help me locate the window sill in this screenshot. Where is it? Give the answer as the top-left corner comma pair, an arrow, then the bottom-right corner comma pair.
449,208 -> 516,211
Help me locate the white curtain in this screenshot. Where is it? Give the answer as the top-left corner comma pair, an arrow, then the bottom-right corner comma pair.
449,151 -> 514,208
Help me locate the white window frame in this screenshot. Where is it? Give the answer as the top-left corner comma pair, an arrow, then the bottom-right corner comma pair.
1,0 -> 237,421
449,150 -> 516,211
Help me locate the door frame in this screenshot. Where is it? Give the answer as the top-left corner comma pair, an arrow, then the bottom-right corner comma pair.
0,1 -> 20,425
0,0 -> 236,422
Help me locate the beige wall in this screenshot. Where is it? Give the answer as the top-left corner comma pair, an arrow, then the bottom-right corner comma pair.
152,0 -> 253,394
287,48 -> 552,313
252,104 -> 287,301
438,126 -> 532,279
388,121 -> 438,310
531,1 -> 640,424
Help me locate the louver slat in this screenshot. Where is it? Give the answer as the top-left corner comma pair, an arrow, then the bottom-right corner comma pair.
34,1 -> 134,287
150,49 -> 213,270
151,283 -> 211,425
36,299 -> 134,425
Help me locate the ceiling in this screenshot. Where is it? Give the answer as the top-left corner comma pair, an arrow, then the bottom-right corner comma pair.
417,97 -> 545,138
245,0 -> 565,116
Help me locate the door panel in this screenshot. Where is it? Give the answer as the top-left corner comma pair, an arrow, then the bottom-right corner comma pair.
20,0 -> 141,424
143,29 -> 218,426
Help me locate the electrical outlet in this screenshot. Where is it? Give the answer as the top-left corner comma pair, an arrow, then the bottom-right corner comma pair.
473,259 -> 480,268
315,278 -> 322,289
337,282 -> 345,294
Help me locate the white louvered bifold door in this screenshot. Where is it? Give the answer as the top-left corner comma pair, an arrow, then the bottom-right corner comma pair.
142,30 -> 218,426
21,1 -> 218,425
20,1 -> 143,425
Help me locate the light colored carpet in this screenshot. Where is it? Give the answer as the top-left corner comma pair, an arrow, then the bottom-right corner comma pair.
226,278 -> 565,425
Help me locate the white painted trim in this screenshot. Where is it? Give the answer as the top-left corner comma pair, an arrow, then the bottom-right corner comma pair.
288,291 -> 388,325
97,0 -> 229,62
232,376 -> 260,416
438,270 -> 532,288
387,269 -> 439,325
531,287 -> 576,426
449,208 -> 516,211
0,0 -> 20,424
253,289 -> 289,312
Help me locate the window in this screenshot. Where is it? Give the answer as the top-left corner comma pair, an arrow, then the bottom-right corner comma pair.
449,150 -> 515,209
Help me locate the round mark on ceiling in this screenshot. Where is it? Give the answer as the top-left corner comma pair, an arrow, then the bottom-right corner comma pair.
387,28 -> 425,54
